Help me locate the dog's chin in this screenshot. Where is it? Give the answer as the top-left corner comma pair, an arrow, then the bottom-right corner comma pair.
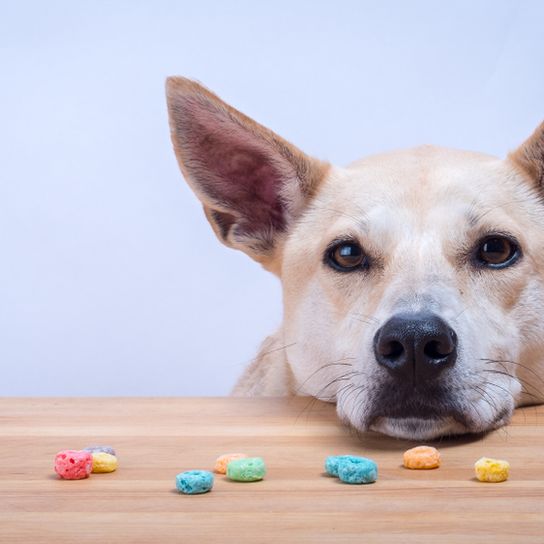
361,405 -> 514,440
369,416 -> 469,440
335,377 -> 517,440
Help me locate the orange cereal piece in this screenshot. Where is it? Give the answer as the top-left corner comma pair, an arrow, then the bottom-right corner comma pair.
403,445 -> 441,469
214,453 -> 248,474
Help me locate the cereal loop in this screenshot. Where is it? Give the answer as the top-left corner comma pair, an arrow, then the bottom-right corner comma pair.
214,453 -> 248,474
403,446 -> 441,469
54,450 -> 93,480
337,457 -> 378,484
474,457 -> 510,483
84,445 -> 116,456
91,452 -> 118,473
226,457 -> 266,482
176,470 -> 214,494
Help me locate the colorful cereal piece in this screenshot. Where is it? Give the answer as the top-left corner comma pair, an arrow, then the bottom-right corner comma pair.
403,446 -> 441,469
176,470 -> 214,494
54,450 -> 93,480
337,457 -> 378,484
214,453 -> 248,474
91,452 -> 118,473
84,445 -> 116,456
226,457 -> 266,482
474,457 -> 510,483
325,455 -> 362,477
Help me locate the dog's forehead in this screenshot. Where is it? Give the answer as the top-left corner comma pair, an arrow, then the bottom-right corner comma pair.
314,145 -> 521,234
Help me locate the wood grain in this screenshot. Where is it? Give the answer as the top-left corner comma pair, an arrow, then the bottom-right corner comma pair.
1,398 -> 543,543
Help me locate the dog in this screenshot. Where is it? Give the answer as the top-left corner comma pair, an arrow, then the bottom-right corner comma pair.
165,76 -> 544,440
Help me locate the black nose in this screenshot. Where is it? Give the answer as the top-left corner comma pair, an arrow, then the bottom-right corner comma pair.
373,312 -> 457,385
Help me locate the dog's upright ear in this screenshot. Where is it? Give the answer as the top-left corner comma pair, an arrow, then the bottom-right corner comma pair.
165,77 -> 329,271
509,121 -> 544,187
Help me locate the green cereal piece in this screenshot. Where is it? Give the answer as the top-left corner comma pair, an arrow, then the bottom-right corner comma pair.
226,457 -> 266,482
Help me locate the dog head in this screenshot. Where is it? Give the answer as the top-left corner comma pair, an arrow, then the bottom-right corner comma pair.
166,77 -> 544,440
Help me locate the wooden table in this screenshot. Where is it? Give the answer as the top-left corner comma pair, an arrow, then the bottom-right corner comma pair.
1,398 -> 543,543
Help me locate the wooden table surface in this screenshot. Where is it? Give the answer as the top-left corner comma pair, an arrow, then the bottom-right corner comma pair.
1,398 -> 543,543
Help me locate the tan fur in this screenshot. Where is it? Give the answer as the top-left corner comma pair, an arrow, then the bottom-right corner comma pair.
509,121 -> 544,186
166,77 -> 544,440
166,77 -> 330,273
231,335 -> 294,396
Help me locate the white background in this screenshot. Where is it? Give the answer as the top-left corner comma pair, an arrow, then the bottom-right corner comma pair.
1,0 -> 543,395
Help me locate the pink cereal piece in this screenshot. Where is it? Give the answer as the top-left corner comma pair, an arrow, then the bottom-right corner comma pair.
54,450 -> 93,480
214,453 -> 249,474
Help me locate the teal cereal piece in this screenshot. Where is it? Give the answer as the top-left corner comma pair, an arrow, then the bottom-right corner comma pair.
176,470 -> 214,494
325,455 -> 362,477
337,457 -> 378,484
226,457 -> 266,482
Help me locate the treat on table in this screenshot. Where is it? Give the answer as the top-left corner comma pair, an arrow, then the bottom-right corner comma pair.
403,446 -> 441,470
474,457 -> 510,483
176,470 -> 214,494
226,457 -> 266,482
91,452 -> 118,473
214,453 -> 248,474
54,450 -> 93,480
337,456 -> 378,484
325,455 -> 367,477
84,445 -> 116,456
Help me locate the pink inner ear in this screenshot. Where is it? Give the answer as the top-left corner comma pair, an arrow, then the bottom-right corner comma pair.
179,99 -> 294,234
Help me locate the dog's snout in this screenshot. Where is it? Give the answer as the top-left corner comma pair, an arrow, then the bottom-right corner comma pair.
373,312 -> 457,384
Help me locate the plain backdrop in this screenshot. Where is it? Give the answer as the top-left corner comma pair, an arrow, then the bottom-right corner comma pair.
1,0 -> 543,395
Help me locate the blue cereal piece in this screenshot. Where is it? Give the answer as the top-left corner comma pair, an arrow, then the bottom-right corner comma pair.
176,470 -> 214,494
337,457 -> 378,484
325,455 -> 362,477
84,445 -> 116,456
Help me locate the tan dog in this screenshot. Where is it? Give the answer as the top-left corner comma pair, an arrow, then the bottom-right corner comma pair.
166,77 -> 544,440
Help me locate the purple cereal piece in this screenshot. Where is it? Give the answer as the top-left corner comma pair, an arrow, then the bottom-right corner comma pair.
83,445 -> 116,456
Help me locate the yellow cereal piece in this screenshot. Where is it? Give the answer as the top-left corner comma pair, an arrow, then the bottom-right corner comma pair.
403,445 -> 441,469
474,457 -> 509,482
91,452 -> 118,473
214,453 -> 248,474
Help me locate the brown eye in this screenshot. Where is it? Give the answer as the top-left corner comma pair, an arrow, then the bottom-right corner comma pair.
327,241 -> 367,272
476,235 -> 520,268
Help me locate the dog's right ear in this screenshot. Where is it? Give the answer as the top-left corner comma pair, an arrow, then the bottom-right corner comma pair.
166,77 -> 329,270
509,121 -> 544,187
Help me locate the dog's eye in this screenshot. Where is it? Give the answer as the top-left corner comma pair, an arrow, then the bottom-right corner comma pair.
327,241 -> 367,272
476,235 -> 520,268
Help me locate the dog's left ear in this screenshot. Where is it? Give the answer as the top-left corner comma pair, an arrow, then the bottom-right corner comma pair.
509,121 -> 544,186
166,77 -> 329,270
